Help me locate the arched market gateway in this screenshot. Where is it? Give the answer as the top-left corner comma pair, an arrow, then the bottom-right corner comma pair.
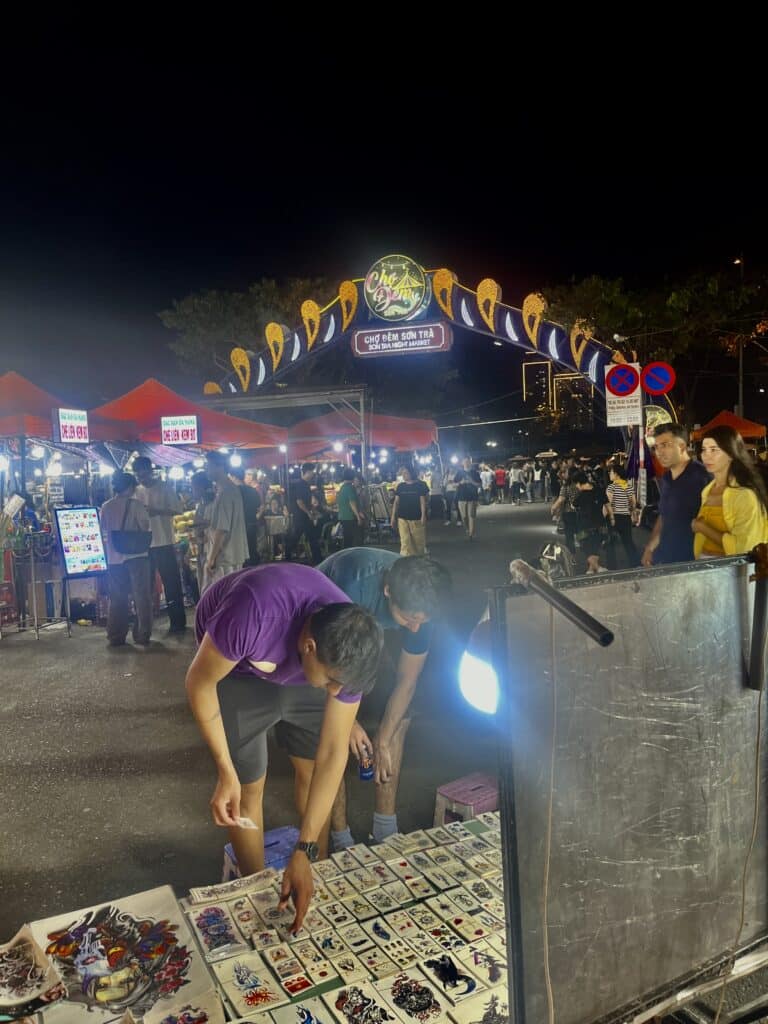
204,254 -> 636,401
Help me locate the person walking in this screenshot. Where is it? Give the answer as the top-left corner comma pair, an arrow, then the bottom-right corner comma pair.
100,470 -> 153,647
133,456 -> 187,634
455,457 -> 482,540
336,469 -> 366,548
642,424 -> 711,566
391,465 -> 428,556
604,463 -> 640,568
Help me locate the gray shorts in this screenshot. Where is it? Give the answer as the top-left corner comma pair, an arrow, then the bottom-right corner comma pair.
218,674 -> 328,784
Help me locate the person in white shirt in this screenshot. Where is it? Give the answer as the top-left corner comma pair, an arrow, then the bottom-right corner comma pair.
100,471 -> 153,646
203,451 -> 249,590
480,467 -> 494,505
134,456 -> 187,634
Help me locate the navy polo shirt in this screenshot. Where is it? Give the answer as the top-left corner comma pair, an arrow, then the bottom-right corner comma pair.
656,460 -> 712,564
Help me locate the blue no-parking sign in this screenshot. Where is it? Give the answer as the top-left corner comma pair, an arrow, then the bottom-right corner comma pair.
604,363 -> 643,426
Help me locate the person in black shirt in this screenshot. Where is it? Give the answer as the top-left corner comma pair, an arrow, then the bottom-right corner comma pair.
391,465 -> 428,555
573,470 -> 607,573
454,457 -> 482,539
286,463 -> 322,564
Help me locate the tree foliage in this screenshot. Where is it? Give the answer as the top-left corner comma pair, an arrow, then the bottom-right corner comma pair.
159,277 -> 333,378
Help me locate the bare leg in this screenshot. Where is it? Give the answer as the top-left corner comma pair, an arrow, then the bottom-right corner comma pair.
374,717 -> 411,816
290,755 -> 331,859
330,774 -> 349,834
228,776 -> 266,876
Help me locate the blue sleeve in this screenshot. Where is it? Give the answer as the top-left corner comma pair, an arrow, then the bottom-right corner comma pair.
401,620 -> 432,655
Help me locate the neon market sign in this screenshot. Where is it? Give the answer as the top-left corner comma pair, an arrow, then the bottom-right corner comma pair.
363,254 -> 428,322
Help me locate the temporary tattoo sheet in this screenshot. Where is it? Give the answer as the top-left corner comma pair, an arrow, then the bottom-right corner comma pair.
188,870 -> 278,905
369,862 -> 398,887
446,987 -> 509,1024
325,982 -> 397,1023
405,852 -> 433,874
31,886 -> 211,1024
423,869 -> 458,892
402,931 -> 442,959
325,877 -> 359,901
327,953 -> 368,985
314,931 -> 348,957
250,928 -> 281,951
303,959 -> 339,986
346,868 -> 379,894
380,882 -> 412,907
270,996 -> 336,1024
335,923 -> 375,955
340,896 -> 378,922
418,954 -> 485,1005
376,969 -> 448,1022
330,851 -> 358,874
319,904 -> 355,930
359,949 -> 399,981
312,861 -> 343,884
404,878 -> 435,901
226,898 -> 263,941
347,844 -> 380,866
423,827 -> 454,845
0,925 -> 65,1017
142,990 -> 225,1024
456,944 -> 507,991
189,903 -> 248,960
366,890 -> 399,916
406,906 -> 442,933
211,951 -> 288,1015
384,859 -> 417,882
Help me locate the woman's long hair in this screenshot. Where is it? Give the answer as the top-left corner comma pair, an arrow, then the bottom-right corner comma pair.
704,425 -> 768,513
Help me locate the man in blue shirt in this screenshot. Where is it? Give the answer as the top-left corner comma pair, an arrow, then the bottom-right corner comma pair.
642,423 -> 711,565
317,547 -> 450,846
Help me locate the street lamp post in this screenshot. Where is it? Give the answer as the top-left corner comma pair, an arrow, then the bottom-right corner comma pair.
735,255 -> 745,417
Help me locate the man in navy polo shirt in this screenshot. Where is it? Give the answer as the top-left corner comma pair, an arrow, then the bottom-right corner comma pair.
316,548 -> 450,847
186,563 -> 382,931
642,423 -> 711,566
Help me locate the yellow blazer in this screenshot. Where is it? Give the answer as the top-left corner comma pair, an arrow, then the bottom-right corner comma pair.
694,481 -> 768,557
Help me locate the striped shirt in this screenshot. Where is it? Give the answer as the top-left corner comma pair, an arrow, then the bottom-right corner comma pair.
606,483 -> 633,516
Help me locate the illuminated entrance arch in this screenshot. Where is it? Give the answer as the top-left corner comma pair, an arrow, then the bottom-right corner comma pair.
205,257 -> 631,398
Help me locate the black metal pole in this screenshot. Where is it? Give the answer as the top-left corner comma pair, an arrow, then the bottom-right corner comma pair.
509,559 -> 614,647
491,586 -> 528,1024
747,544 -> 768,691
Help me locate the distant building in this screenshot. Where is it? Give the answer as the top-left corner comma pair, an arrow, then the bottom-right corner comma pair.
554,373 -> 595,431
522,358 -> 553,411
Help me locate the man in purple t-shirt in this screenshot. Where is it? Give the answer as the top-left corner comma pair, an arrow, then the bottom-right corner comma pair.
186,563 -> 382,931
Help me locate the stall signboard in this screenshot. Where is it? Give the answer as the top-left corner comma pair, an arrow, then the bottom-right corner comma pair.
352,322 -> 453,358
604,363 -> 643,427
54,506 -> 108,577
161,414 -> 200,446
54,408 -> 90,444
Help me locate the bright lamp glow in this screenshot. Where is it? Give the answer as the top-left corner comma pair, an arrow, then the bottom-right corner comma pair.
218,447 -> 229,454
333,442 -> 343,453
168,466 -> 185,481
34,468 -> 43,477
271,465 -> 277,470
99,464 -> 113,477
31,445 -> 46,459
279,444 -> 287,454
450,455 -> 459,464
458,650 -> 499,715
194,457 -> 205,468
46,462 -> 62,478
230,454 -> 242,468
0,455 -> 9,473
379,449 -> 388,458
322,463 -> 328,470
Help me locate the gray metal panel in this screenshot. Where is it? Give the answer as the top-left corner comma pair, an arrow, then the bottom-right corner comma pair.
496,560 -> 766,1023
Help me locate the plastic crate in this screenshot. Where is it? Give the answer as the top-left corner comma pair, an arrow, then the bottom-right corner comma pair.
222,825 -> 300,881
433,772 -> 498,826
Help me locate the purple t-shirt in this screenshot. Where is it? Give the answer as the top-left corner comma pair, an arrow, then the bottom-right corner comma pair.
195,563 -> 361,703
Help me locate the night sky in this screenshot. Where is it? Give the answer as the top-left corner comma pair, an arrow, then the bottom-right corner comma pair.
1,27 -> 764,415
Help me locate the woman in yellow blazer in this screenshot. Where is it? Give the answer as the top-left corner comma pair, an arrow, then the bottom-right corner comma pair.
692,425 -> 768,557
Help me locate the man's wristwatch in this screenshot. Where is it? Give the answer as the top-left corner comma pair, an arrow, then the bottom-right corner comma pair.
295,840 -> 320,863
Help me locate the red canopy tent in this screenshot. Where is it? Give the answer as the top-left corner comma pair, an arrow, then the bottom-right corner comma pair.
0,371 -> 133,441
287,411 -> 438,452
691,410 -> 766,441
91,378 -> 286,448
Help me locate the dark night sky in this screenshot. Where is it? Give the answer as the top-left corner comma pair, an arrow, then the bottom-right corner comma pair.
1,26 -> 764,412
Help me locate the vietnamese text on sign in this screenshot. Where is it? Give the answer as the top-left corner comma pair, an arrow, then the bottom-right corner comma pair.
352,322 -> 453,358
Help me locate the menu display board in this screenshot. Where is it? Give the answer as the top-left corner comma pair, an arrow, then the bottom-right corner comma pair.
54,507 -> 108,577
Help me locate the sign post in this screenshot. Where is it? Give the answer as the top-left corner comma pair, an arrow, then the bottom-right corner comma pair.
53,409 -> 90,444
604,364 -> 643,427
